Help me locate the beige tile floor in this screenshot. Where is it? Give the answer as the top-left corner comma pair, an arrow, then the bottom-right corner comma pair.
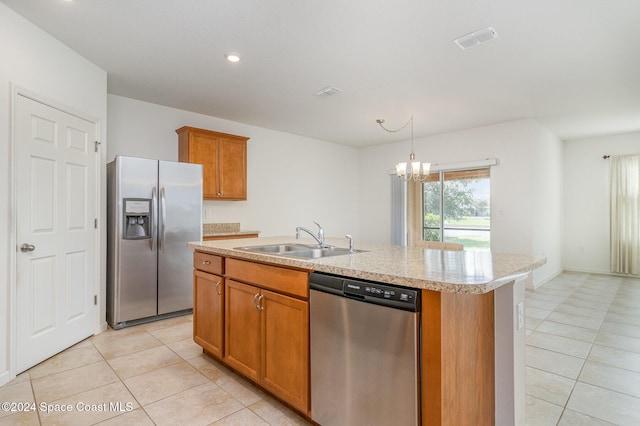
1,272 -> 638,425
0,315 -> 310,425
525,272 -> 640,425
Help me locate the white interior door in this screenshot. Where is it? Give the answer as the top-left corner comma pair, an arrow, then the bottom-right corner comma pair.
15,94 -> 98,373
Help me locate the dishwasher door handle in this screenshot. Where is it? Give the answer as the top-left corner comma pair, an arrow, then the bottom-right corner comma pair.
344,292 -> 365,301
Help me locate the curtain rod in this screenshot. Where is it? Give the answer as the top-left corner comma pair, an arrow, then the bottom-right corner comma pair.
603,155 -> 610,159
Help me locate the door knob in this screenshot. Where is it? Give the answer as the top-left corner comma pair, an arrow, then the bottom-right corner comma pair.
20,243 -> 36,252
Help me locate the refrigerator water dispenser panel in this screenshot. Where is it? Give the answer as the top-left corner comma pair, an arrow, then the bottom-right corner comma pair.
123,198 -> 152,239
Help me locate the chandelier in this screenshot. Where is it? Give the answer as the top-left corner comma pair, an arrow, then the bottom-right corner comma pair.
376,115 -> 431,182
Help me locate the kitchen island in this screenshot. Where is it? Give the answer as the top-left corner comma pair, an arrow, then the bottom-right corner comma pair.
188,236 -> 546,426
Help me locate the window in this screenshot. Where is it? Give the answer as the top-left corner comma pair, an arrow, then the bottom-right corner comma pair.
422,168 -> 490,250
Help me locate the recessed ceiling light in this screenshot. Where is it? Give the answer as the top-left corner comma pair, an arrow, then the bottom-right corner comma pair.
225,52 -> 241,63
454,26 -> 498,50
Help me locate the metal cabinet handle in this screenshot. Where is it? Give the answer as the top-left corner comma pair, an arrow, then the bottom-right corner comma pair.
20,243 -> 36,252
257,294 -> 265,311
253,293 -> 260,310
215,282 -> 221,295
202,260 -> 211,265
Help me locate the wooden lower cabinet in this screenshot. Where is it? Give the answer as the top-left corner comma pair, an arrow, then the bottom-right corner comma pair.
193,270 -> 224,359
224,279 -> 310,414
261,288 -> 309,412
224,280 -> 261,381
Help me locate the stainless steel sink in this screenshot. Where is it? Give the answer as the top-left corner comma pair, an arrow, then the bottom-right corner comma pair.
235,243 -> 365,259
237,243 -> 310,254
285,247 -> 361,259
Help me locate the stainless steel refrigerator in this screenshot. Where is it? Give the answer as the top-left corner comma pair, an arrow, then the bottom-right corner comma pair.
107,156 -> 202,329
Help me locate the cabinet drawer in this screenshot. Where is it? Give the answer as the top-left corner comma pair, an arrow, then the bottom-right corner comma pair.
226,258 -> 309,299
194,251 -> 223,275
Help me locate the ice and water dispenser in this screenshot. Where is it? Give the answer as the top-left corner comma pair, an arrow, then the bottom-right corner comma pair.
123,198 -> 152,239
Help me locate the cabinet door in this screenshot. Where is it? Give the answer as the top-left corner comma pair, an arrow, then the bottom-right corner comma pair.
261,289 -> 310,413
224,280 -> 261,381
189,132 -> 219,199
193,270 -> 224,358
218,137 -> 246,200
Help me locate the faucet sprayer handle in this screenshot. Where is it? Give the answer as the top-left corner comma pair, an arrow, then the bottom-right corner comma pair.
345,234 -> 354,252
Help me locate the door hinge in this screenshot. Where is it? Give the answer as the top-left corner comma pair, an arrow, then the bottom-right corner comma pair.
94,295 -> 97,305
94,218 -> 98,229
94,141 -> 101,152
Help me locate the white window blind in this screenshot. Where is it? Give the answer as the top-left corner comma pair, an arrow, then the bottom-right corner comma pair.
390,174 -> 407,245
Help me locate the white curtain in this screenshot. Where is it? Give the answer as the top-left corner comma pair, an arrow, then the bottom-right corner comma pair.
610,154 -> 640,275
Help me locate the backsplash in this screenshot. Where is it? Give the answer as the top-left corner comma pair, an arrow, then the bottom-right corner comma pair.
203,222 -> 241,234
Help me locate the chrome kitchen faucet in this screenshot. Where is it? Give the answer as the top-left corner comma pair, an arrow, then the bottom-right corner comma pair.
296,221 -> 330,248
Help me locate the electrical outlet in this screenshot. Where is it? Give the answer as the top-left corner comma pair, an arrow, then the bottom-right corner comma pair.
204,209 -> 213,219
517,302 -> 524,330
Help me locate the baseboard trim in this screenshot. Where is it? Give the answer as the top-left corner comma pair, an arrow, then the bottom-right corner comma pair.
0,369 -> 12,387
563,266 -> 639,278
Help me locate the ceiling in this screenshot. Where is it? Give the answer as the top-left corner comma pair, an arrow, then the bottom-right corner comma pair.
4,0 -> 640,147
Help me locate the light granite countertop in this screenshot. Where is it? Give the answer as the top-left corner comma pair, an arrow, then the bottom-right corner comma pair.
187,236 -> 546,294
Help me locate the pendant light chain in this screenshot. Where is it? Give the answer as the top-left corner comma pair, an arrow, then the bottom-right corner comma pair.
375,115 -> 430,181
376,116 -> 413,135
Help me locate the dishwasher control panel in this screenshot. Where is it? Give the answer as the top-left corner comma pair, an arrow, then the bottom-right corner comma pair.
345,281 -> 416,303
310,272 -> 420,312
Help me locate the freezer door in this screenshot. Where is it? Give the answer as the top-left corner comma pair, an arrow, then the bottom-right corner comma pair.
107,156 -> 158,325
157,160 -> 203,314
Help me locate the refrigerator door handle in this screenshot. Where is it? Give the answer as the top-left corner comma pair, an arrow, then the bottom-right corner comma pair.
151,187 -> 158,252
159,187 -> 167,250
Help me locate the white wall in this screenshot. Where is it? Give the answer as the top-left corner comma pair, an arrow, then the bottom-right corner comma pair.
532,125 -> 564,286
109,100 -> 565,285
563,132 -> 640,274
359,119 -> 563,286
0,3 -> 107,386
107,95 -> 361,239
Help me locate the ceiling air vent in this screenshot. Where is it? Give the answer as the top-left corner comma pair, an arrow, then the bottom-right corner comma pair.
454,26 -> 498,50
316,86 -> 342,97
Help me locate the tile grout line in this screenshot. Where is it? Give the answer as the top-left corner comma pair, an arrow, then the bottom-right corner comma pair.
558,275 -> 612,423
98,323 -> 264,426
526,274 -> 606,424
89,330 -> 154,426
553,275 -> 637,424
549,276 -> 581,425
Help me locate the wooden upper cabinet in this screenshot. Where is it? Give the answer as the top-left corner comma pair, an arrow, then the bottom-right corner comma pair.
176,126 -> 249,200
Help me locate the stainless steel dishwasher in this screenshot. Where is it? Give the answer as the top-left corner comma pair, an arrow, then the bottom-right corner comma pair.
310,272 -> 420,426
